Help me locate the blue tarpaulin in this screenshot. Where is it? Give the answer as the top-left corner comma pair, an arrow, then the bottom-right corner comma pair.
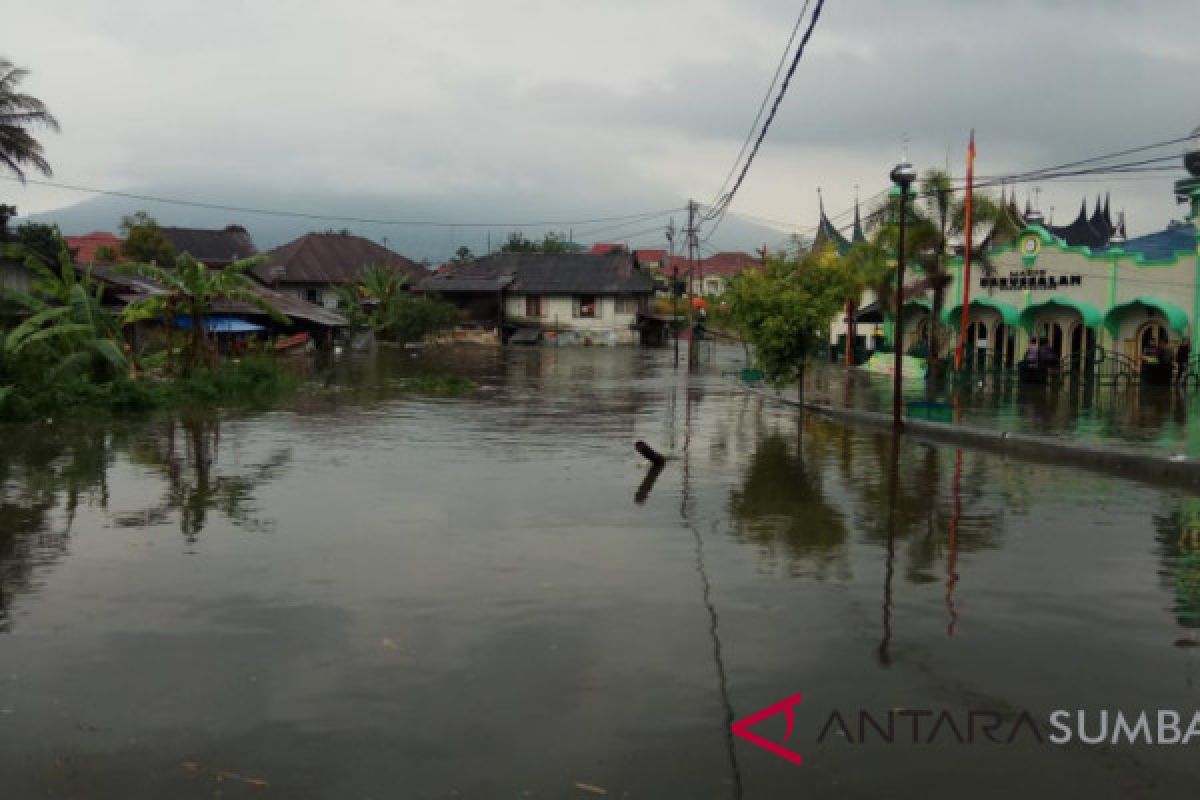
173,316 -> 266,333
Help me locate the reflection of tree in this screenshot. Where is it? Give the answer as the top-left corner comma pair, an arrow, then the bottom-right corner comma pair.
728,429 -> 849,579
0,416 -> 291,628
1154,499 -> 1200,632
120,415 -> 291,541
0,426 -> 115,631
823,427 -> 1003,584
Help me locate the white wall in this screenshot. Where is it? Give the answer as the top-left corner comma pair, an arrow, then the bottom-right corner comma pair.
505,293 -> 641,333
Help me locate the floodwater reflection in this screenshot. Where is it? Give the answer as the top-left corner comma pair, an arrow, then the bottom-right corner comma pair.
2,347 -> 1200,798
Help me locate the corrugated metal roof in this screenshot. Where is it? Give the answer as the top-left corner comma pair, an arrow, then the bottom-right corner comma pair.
80,263 -> 346,327
254,232 -> 426,286
419,252 -> 654,296
161,226 -> 258,265
1120,223 -> 1197,261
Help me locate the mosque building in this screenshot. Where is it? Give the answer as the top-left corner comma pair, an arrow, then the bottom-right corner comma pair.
833,126 -> 1200,374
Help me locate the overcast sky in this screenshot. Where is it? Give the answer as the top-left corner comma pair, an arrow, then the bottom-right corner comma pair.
5,0 -> 1198,241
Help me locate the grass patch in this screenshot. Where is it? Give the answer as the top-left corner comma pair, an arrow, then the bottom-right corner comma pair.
0,356 -> 299,421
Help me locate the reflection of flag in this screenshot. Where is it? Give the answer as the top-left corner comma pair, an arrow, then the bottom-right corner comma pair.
954,130 -> 977,370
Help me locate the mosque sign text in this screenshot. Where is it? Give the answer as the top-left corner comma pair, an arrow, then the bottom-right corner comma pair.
980,270 -> 1083,291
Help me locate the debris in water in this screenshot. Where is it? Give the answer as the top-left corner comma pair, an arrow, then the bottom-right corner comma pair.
575,782 -> 608,795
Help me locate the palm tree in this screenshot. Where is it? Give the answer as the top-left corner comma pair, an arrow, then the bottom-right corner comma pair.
119,254 -> 287,375
0,58 -> 60,182
913,169 -> 1012,381
1,247 -> 128,381
861,172 -> 1008,378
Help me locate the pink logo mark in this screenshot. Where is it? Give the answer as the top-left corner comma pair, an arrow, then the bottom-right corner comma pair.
730,693 -> 804,767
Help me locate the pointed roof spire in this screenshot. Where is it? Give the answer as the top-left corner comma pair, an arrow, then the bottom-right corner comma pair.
813,187 -> 850,255
851,184 -> 865,243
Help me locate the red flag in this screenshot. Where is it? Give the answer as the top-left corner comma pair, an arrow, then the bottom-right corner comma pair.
955,130 -> 976,372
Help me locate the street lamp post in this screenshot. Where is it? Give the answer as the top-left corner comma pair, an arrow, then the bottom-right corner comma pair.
889,160 -> 917,431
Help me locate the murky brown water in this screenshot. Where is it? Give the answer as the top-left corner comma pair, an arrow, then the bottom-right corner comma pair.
2,346 -> 1199,798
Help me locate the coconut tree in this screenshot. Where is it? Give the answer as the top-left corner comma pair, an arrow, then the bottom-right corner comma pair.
913,169 -> 1012,381
861,173 -> 1009,378
0,58 -> 60,182
119,254 -> 287,375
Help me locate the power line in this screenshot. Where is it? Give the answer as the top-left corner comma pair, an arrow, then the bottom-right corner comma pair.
2,175 -> 682,230
702,0 -> 828,240
704,0 -> 812,211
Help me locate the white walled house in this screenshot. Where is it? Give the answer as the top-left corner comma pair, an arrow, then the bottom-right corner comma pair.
420,251 -> 655,344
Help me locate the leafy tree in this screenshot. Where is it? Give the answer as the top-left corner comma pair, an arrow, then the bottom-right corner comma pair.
335,264 -> 459,342
120,254 -> 286,375
499,232 -> 538,253
120,212 -> 176,266
726,246 -> 857,391
498,231 -> 582,254
13,221 -> 65,264
93,245 -> 118,264
0,58 -> 60,182
450,246 -> 475,265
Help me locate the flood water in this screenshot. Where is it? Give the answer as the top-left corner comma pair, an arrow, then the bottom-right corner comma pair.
2,346 -> 1200,798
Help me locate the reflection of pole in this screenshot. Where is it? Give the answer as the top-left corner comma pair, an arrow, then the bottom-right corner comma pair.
946,448 -> 962,636
879,434 -> 900,666
680,373 -> 743,800
686,199 -> 698,367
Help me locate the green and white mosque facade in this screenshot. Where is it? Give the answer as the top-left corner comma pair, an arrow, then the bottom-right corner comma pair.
839,127 -> 1200,370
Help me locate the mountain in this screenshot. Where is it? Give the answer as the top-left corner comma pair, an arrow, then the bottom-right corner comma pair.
18,184 -> 791,264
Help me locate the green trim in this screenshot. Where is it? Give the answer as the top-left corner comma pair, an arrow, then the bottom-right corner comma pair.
942,296 -> 1020,328
1194,255 -> 1200,339
979,224 -> 1195,268
902,297 -> 932,314
1018,297 -> 1103,331
1104,295 -> 1190,336
1109,258 -> 1118,312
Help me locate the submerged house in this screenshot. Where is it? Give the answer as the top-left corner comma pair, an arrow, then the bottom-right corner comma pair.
419,250 -> 656,344
253,232 -> 426,309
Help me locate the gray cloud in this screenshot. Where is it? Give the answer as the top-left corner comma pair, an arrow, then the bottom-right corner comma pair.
4,0 -> 1196,243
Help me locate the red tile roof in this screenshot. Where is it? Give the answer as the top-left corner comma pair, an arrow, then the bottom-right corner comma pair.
65,232 -> 125,265
699,251 -> 761,276
634,248 -> 667,263
588,243 -> 627,255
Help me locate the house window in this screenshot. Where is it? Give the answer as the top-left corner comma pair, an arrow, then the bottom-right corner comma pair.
305,288 -> 320,304
615,296 -> 638,315
525,295 -> 545,317
574,295 -> 598,318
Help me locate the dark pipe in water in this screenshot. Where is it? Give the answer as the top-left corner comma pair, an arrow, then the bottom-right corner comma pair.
635,440 -> 666,468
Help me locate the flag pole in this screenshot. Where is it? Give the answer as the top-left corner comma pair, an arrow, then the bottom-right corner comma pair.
954,130 -> 976,372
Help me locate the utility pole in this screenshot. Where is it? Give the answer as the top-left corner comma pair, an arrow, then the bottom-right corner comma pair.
685,199 -> 699,366
666,218 -> 679,367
